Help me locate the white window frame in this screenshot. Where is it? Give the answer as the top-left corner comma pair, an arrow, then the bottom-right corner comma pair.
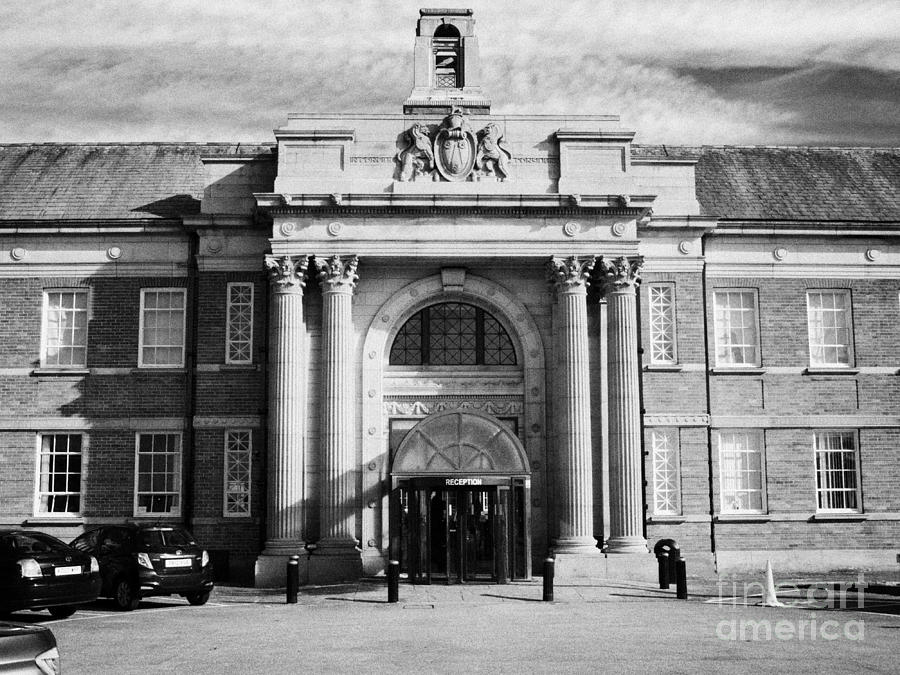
223,429 -> 252,517
806,290 -> 853,367
650,428 -> 681,516
138,288 -> 187,368
41,288 -> 89,369
647,283 -> 678,365
713,289 -> 761,367
225,282 -> 254,365
34,433 -> 84,517
814,430 -> 862,513
718,430 -> 767,514
134,432 -> 182,517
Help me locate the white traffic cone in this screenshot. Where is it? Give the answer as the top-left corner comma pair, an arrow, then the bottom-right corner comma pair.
760,559 -> 785,607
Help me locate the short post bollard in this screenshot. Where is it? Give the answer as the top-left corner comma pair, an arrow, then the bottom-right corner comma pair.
676,556 -> 688,600
387,559 -> 399,604
658,551 -> 670,589
286,555 -> 300,604
542,557 -> 555,602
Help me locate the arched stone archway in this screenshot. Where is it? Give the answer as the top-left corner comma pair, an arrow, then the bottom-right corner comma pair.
359,273 -> 546,559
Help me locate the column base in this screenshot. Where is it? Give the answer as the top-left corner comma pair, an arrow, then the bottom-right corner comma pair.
308,539 -> 363,584
255,549 -> 308,588
605,535 -> 649,555
552,536 -> 601,555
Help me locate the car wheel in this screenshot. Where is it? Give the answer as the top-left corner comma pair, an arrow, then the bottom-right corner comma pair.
48,605 -> 77,619
114,578 -> 140,611
186,591 -> 210,606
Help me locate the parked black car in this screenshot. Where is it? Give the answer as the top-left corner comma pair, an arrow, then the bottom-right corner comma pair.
0,621 -> 59,674
70,524 -> 214,611
0,529 -> 100,619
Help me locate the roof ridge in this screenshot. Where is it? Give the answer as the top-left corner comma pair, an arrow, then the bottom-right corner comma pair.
0,142 -> 275,148
633,143 -> 900,151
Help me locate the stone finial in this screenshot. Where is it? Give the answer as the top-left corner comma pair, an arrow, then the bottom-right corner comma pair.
547,256 -> 596,291
598,256 -> 643,293
315,255 -> 360,291
265,255 -> 309,292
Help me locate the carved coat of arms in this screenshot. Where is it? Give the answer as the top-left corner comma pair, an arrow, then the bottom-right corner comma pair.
433,111 -> 477,181
396,110 -> 513,183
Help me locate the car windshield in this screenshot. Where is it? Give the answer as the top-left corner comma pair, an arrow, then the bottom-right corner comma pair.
0,532 -> 70,556
138,528 -> 195,547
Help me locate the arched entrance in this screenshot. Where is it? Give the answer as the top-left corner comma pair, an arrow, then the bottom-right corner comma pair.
391,410 -> 531,584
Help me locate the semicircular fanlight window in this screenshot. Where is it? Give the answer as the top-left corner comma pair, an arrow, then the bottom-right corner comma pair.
390,302 -> 517,366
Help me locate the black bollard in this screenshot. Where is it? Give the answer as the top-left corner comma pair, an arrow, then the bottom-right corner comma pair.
286,554 -> 300,604
658,551 -> 670,589
676,556 -> 688,600
387,559 -> 399,604
542,557 -> 555,602
668,547 -> 680,583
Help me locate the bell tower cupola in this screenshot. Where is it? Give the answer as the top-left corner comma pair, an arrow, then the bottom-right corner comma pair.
404,8 -> 490,115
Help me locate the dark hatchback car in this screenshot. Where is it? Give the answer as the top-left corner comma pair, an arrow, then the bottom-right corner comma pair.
0,621 -> 59,674
71,524 -> 213,610
0,530 -> 100,619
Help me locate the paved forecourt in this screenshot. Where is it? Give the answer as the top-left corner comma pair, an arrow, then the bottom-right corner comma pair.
15,580 -> 900,674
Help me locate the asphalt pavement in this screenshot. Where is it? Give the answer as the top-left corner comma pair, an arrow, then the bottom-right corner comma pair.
7,578 -> 900,674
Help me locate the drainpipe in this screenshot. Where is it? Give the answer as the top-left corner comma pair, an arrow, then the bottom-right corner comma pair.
700,234 -> 716,558
182,225 -> 200,527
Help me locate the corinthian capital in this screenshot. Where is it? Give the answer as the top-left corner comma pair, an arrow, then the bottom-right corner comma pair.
315,255 -> 359,292
547,256 -> 596,292
598,256 -> 643,293
265,255 -> 309,293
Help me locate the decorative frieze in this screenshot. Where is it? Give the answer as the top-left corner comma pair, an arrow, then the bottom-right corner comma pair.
384,398 -> 524,417
643,414 -> 710,427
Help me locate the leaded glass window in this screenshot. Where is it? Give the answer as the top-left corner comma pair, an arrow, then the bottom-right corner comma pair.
226,282 -> 254,364
651,429 -> 680,515
648,284 -> 677,365
224,430 -> 252,517
390,303 -> 517,366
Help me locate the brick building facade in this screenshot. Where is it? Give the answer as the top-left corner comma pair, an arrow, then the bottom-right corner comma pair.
1,9 -> 898,585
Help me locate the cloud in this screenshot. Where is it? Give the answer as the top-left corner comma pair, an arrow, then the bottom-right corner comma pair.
0,0 -> 897,144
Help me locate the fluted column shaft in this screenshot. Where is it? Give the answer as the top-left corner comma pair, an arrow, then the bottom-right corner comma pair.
548,256 -> 598,552
601,256 -> 648,553
315,255 -> 359,547
264,255 -> 308,552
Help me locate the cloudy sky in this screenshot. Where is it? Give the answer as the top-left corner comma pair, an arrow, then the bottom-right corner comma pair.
1,0 -> 898,145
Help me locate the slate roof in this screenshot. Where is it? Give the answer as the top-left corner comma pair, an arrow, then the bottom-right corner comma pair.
0,143 -> 274,222
635,144 -> 900,221
0,142 -> 897,223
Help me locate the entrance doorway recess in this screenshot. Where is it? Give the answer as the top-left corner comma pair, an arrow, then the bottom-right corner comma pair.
389,411 -> 532,584
396,476 -> 529,583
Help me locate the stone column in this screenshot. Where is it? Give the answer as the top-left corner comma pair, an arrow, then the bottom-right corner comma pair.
311,255 -> 362,580
600,256 -> 648,554
257,255 -> 308,586
547,256 -> 599,553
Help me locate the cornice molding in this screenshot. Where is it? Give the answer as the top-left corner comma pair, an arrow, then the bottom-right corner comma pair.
0,416 -> 186,431
255,192 -> 656,211
711,414 -> 900,428
706,263 -> 900,279
555,130 -> 636,143
0,263 -> 188,278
